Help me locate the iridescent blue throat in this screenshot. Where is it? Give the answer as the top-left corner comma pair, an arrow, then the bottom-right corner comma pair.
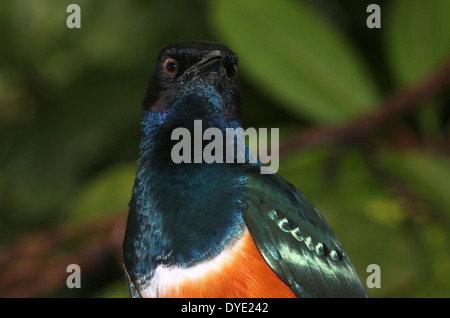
122,94 -> 248,283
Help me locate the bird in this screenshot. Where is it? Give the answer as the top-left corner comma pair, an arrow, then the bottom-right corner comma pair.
122,40 -> 369,298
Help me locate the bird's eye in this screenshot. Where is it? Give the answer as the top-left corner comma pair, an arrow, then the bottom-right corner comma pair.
163,58 -> 178,77
229,64 -> 238,80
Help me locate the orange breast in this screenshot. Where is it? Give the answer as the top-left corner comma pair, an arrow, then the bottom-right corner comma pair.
165,230 -> 296,298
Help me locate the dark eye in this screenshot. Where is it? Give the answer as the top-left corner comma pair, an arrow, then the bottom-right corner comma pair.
163,58 -> 178,77
228,64 -> 238,80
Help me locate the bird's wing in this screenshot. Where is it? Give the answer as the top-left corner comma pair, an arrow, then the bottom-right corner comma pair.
242,167 -> 369,298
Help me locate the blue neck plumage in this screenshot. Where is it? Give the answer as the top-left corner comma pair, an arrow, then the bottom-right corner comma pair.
123,100 -> 249,281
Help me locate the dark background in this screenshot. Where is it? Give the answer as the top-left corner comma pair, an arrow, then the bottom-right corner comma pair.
1,0 -> 449,297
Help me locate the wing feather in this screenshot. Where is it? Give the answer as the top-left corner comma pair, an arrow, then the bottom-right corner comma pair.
242,167 -> 368,298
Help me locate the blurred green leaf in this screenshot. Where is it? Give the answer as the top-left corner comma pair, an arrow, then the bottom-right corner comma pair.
66,162 -> 136,222
384,0 -> 450,144
385,0 -> 450,85
210,0 -> 379,124
380,150 -> 450,219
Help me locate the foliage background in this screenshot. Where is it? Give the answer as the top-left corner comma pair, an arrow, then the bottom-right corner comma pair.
0,0 -> 449,297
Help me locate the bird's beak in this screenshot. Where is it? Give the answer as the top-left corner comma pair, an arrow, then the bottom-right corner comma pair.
190,50 -> 224,77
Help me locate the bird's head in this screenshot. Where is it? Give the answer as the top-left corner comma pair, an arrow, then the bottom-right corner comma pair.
142,41 -> 241,125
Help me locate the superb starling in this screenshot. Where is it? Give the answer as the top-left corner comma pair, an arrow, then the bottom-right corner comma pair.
122,41 -> 369,298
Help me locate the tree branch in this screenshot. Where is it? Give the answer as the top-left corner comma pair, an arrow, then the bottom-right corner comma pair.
279,57 -> 450,155
0,215 -> 126,297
